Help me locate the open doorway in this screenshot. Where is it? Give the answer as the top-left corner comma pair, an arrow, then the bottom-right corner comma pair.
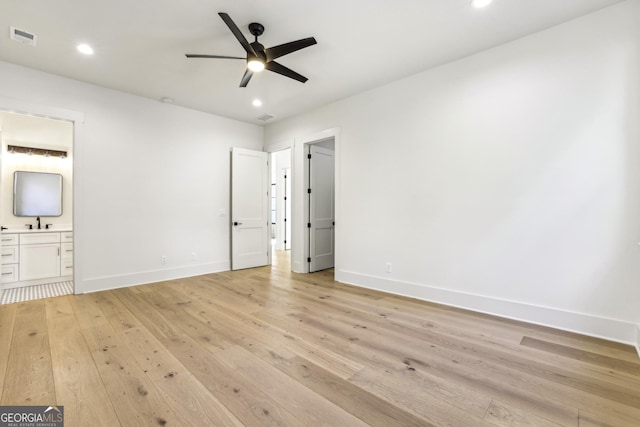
270,149 -> 292,270
0,111 -> 74,303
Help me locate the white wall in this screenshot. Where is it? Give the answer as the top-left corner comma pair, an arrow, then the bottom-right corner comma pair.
0,61 -> 263,293
0,112 -> 73,230
265,0 -> 640,344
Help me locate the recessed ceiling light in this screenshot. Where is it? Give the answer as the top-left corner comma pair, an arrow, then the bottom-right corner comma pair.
471,0 -> 493,8
77,44 -> 94,55
252,99 -> 263,107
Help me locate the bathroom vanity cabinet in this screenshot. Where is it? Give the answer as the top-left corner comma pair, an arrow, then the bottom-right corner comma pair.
1,230 -> 73,288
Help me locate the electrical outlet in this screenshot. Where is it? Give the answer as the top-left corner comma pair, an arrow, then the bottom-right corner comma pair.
191,252 -> 197,261
161,256 -> 167,265
385,262 -> 392,273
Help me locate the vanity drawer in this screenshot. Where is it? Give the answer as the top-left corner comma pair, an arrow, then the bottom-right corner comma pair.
61,259 -> 73,275
20,233 -> 60,245
1,234 -> 18,245
1,246 -> 19,264
61,243 -> 73,260
1,264 -> 18,283
61,232 -> 73,242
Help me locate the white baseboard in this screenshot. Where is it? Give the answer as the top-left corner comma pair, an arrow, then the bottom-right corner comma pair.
77,261 -> 230,294
336,270 -> 637,346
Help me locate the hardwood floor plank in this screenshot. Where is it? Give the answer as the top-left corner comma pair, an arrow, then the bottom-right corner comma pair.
377,294 -> 639,362
254,306 -> 495,419
70,295 -> 182,426
333,295 -> 640,393
257,287 -> 640,416
349,367 -> 496,426
92,291 -> 244,427
216,345 -> 371,426
45,296 -> 120,427
114,287 -> 305,426
254,303 -> 584,426
120,326 -> 244,427
484,399 -> 567,427
275,355 -> 434,427
163,279 -> 364,379
251,276 -> 640,392
577,409 -> 640,427
521,336 -> 640,377
1,300 -> 56,405
0,303 -> 17,398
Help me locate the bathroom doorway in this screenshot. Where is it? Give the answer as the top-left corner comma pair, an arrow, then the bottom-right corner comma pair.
0,110 -> 74,303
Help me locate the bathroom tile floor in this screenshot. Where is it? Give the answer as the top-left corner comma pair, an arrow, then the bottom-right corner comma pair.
0,281 -> 73,304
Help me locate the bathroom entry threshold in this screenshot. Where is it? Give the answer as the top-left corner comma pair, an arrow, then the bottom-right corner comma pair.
0,280 -> 73,304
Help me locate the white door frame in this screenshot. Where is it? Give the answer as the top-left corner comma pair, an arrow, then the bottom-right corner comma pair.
0,97 -> 83,293
266,128 -> 340,274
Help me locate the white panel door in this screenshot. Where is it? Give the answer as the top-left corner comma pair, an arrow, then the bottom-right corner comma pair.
309,145 -> 335,272
231,147 -> 269,270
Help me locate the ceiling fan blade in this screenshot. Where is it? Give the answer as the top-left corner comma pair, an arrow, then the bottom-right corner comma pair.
218,12 -> 256,56
265,37 -> 317,61
265,61 -> 308,83
239,69 -> 254,87
185,54 -> 245,59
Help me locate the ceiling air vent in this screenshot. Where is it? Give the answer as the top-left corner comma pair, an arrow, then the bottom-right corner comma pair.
9,26 -> 38,46
257,114 -> 275,122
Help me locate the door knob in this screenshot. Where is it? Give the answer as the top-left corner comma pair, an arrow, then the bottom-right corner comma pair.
233,221 -> 243,226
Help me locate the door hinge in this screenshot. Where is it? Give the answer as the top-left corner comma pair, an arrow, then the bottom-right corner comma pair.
284,240 -> 287,244
284,218 -> 287,222
307,222 -> 311,228
307,154 -> 312,159
307,257 -> 311,263
284,196 -> 287,201
284,175 -> 287,179
333,221 -> 335,226
307,188 -> 312,194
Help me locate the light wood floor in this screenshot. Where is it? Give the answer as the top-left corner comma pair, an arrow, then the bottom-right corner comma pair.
1,251 -> 639,426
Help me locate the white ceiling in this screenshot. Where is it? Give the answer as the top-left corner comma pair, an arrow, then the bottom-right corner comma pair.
0,0 -> 624,125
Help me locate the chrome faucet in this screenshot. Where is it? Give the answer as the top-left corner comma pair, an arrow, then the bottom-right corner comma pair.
36,216 -> 41,230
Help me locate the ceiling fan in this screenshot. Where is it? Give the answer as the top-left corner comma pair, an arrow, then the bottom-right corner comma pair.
186,13 -> 317,87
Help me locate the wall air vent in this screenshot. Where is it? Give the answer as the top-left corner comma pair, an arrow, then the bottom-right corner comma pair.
257,114 -> 275,122
9,26 -> 38,46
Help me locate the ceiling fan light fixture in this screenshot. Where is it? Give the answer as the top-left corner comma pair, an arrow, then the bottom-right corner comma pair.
77,43 -> 94,55
247,58 -> 265,72
471,0 -> 493,8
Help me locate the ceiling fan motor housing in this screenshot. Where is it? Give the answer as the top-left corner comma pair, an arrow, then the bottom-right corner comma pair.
249,22 -> 265,38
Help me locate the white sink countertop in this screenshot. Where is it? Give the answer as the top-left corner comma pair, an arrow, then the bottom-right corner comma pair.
2,227 -> 73,234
